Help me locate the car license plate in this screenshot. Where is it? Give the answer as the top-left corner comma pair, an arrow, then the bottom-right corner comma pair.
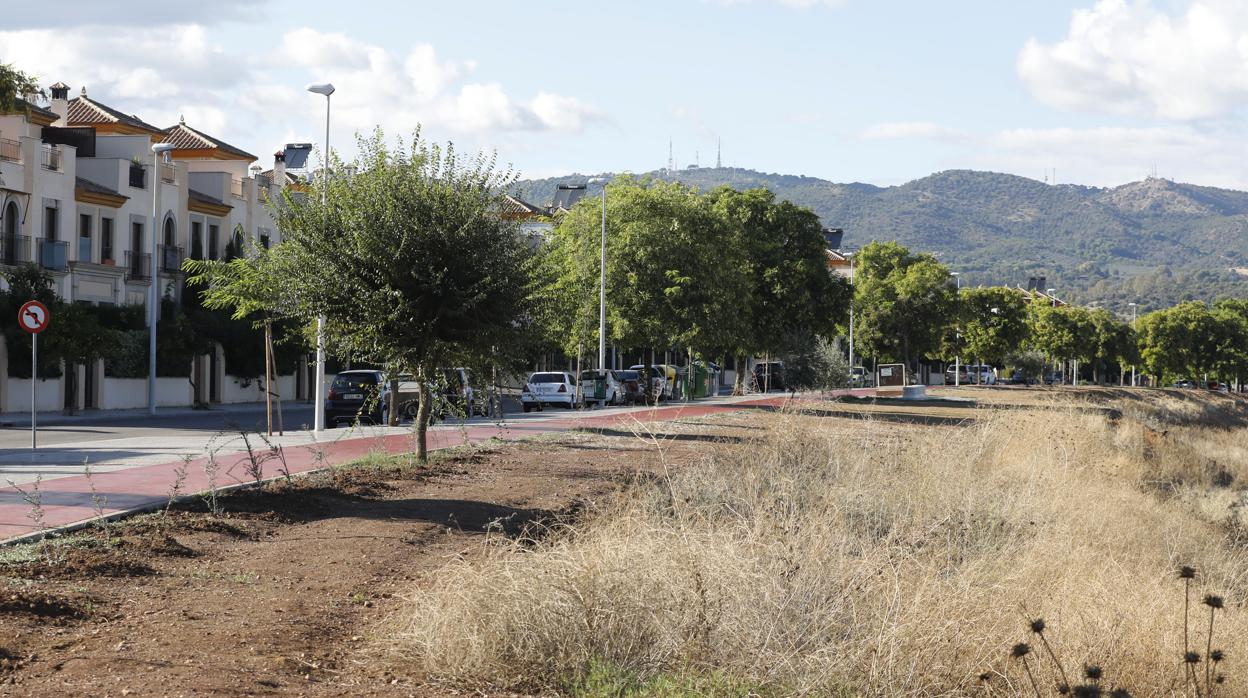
343,393 -> 363,400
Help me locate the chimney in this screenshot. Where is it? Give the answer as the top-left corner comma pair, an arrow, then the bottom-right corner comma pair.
49,82 -> 70,124
273,149 -> 286,189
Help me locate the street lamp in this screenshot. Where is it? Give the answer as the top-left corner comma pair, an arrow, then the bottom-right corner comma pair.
1128,302 -> 1138,387
307,82 -> 334,433
148,142 -> 176,415
951,271 -> 961,387
847,252 -> 855,376
587,177 -> 608,407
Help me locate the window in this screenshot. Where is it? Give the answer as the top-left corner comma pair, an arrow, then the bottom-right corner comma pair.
208,224 -> 219,261
260,234 -> 270,249
44,206 -> 57,241
101,218 -> 114,262
191,221 -> 203,260
78,214 -> 92,263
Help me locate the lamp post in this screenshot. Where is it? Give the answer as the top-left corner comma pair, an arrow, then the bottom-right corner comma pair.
1129,302 -> 1138,387
951,271 -> 961,387
587,177 -> 608,407
148,142 -> 176,415
1046,288 -> 1061,383
307,82 -> 334,433
847,252 -> 855,378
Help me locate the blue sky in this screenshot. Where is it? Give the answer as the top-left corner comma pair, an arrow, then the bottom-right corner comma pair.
6,0 -> 1248,187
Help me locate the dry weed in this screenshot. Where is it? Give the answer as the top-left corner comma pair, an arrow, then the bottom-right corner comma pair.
389,398 -> 1248,696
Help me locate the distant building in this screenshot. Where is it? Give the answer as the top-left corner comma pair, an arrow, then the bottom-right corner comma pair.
822,228 -> 853,279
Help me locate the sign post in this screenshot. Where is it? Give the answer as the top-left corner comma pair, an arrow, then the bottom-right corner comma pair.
18,300 -> 50,450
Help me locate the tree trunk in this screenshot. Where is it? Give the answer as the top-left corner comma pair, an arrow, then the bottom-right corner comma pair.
271,328 -> 284,435
388,376 -> 400,426
415,369 -> 431,463
734,354 -> 746,396
263,320 -> 273,436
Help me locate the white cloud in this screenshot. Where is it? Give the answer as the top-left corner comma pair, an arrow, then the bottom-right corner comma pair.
1018,0 -> 1248,120
858,121 -> 969,142
0,23 -> 601,167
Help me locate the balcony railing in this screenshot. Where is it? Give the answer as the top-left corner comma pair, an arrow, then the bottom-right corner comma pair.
159,245 -> 184,273
40,146 -> 62,171
160,163 -> 175,184
230,178 -> 244,198
125,251 -> 151,281
1,235 -> 30,265
38,239 -> 67,271
0,138 -> 20,163
129,163 -> 146,189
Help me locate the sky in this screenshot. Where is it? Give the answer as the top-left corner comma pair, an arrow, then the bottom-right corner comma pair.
5,0 -> 1248,188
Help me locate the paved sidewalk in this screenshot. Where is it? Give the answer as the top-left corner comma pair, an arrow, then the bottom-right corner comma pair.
0,392 -> 861,542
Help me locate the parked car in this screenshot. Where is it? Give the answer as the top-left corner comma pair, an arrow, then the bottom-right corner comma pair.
752,361 -> 786,391
578,369 -> 623,405
616,369 -> 647,404
326,369 -> 388,426
522,371 -> 578,411
850,366 -> 872,388
628,365 -> 669,400
1004,369 -> 1033,385
944,365 -> 972,385
963,364 -> 997,385
438,367 -> 491,418
1173,379 -> 1198,389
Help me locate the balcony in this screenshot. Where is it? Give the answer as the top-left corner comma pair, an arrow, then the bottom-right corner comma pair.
38,240 -> 68,271
0,138 -> 20,163
129,163 -> 146,189
40,146 -> 62,171
125,251 -> 151,281
1,235 -> 30,265
159,245 -> 184,273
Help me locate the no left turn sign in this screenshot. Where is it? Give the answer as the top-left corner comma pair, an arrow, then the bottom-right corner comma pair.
18,300 -> 49,334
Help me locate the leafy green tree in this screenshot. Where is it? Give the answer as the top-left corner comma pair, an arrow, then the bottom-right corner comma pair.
708,187 -> 849,391
852,241 -> 957,373
0,63 -> 40,113
544,177 -> 748,400
272,129 -> 534,460
1135,301 -> 1222,383
185,243 -> 294,435
958,286 -> 1029,373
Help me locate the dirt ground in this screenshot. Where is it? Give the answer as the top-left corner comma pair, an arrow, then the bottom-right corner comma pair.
0,419 -> 759,698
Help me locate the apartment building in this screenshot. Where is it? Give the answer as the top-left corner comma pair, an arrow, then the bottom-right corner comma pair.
0,83 -> 303,414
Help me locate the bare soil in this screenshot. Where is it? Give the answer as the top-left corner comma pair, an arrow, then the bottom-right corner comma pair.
0,424 -> 746,697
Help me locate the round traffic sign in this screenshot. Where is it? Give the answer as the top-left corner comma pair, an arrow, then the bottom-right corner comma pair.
18,300 -> 50,334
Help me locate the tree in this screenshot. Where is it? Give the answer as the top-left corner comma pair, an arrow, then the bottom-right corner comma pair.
708,187 -> 850,392
543,177 -> 748,401
272,129 -> 534,460
958,286 -> 1029,375
185,243 -> 293,435
852,241 -> 957,374
1136,302 -> 1214,383
0,63 -> 40,114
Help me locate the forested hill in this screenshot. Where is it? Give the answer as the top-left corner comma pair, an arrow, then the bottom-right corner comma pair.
514,168 -> 1248,310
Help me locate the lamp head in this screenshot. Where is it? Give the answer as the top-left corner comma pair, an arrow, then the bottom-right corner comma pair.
586,176 -> 607,184
306,82 -> 335,96
152,143 -> 175,155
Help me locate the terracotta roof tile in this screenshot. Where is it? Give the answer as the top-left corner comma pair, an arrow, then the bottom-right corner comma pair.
162,122 -> 257,161
65,96 -> 162,134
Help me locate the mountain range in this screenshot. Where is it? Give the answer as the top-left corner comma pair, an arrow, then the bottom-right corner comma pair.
515,168 -> 1248,311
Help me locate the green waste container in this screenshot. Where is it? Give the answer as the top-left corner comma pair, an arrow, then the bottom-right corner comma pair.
690,364 -> 710,398
593,375 -> 607,401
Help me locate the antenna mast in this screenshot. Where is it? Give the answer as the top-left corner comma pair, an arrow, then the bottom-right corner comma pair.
716,138 -> 722,168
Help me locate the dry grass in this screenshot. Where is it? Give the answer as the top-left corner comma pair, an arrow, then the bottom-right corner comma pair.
387,393 -> 1248,696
